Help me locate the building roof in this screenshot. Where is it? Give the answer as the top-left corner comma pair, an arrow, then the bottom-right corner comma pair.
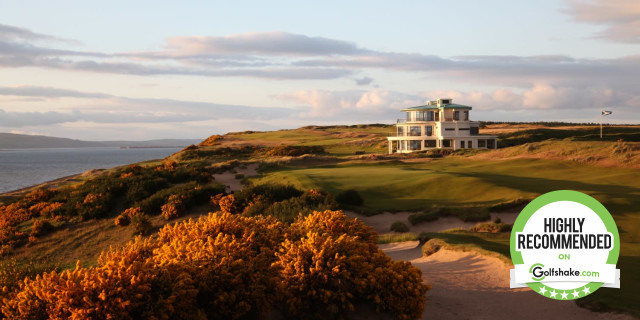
401,103 -> 472,111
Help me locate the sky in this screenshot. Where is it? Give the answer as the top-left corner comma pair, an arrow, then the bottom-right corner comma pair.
0,0 -> 639,140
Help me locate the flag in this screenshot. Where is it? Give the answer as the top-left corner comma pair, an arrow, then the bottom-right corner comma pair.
602,110 -> 612,116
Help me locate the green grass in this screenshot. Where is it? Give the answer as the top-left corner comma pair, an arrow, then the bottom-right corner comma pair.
228,125 -> 392,156
377,232 -> 420,244
252,158 -> 640,248
419,231 -> 512,264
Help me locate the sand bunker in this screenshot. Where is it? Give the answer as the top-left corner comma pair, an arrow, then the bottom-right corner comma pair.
379,241 -> 632,320
212,163 -> 258,192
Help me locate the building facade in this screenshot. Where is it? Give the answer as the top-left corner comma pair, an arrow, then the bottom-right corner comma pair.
387,98 -> 498,154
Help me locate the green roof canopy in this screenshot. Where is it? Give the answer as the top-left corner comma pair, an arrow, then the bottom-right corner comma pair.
401,103 -> 472,111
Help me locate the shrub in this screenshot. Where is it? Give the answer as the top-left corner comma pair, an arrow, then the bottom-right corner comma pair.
30,219 -> 54,237
2,210 -> 427,320
408,211 -> 440,225
335,189 -> 364,206
422,238 -> 446,256
114,214 -> 131,226
390,221 -> 409,233
218,194 -> 237,214
469,221 -> 512,233
161,195 -> 185,220
131,213 -> 153,236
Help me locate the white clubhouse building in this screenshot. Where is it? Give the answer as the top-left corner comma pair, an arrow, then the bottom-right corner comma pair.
387,98 -> 497,154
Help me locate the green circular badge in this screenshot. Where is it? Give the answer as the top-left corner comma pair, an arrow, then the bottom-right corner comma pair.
510,190 -> 620,300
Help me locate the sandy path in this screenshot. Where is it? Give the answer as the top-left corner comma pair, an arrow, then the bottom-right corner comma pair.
379,241 -> 633,320
346,211 -> 518,234
212,163 -> 258,192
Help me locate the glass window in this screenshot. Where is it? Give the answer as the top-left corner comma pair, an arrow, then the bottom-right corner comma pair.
454,111 -> 460,121
463,111 -> 469,121
425,126 -> 433,136
461,141 -> 465,148
442,140 -> 451,148
424,140 -> 436,148
468,141 -> 472,148
427,111 -> 434,121
398,126 -> 404,136
401,140 -> 406,150
470,127 -> 479,135
409,126 -> 421,136
409,140 -> 421,150
487,139 -> 496,149
435,112 -> 440,121
478,140 -> 486,148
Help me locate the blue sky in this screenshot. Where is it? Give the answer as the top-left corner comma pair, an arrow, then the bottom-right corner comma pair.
0,0 -> 638,140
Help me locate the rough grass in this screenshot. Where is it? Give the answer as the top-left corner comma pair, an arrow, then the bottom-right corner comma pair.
472,140 -> 640,168
419,231 -> 512,265
221,124 -> 392,156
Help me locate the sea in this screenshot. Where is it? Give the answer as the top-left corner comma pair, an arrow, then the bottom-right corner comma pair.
0,147 -> 181,194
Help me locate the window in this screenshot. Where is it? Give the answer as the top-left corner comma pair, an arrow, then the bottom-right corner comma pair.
468,141 -> 472,148
435,112 -> 440,121
401,140 -> 406,150
459,128 -> 470,131
425,126 -> 433,136
487,139 -> 496,149
406,112 -> 411,121
409,126 -> 421,136
442,139 -> 451,148
427,111 -> 434,121
463,111 -> 469,121
424,140 -> 436,148
453,111 -> 460,121
397,126 -> 404,136
461,141 -> 465,148
445,128 -> 455,131
409,140 -> 421,150
478,140 -> 486,148
416,111 -> 425,121
470,127 -> 479,135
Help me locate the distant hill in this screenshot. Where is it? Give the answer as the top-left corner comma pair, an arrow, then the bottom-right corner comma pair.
0,132 -> 200,149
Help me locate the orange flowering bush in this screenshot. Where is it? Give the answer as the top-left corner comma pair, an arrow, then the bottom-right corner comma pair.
161,195 -> 185,220
218,194 -> 237,214
1,210 -> 427,320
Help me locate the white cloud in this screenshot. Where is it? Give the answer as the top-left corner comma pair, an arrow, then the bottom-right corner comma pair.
564,0 -> 640,43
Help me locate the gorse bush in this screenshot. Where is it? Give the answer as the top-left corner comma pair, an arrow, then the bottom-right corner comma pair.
335,189 -> 364,206
390,221 -> 410,233
1,210 -> 428,320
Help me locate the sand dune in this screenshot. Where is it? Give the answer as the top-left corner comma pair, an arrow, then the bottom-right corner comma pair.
380,241 -> 633,320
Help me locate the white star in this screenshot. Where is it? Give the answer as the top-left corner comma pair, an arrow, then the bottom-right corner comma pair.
549,290 -> 558,298
572,290 -> 580,298
538,286 -> 547,295
561,291 -> 569,299
582,286 -> 591,295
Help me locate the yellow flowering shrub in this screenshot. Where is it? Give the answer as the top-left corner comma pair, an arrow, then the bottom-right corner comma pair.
1,210 -> 428,320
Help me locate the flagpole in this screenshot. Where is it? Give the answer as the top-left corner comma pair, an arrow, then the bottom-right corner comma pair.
600,111 -> 603,139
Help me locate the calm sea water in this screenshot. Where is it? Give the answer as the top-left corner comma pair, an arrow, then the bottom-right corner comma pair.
0,147 -> 181,193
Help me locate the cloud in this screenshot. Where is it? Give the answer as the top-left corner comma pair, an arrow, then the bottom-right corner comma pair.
0,24 -> 76,44
2,23 -> 639,87
0,86 -> 111,99
564,0 -> 640,43
354,76 -> 373,86
275,89 -> 423,119
0,85 -> 296,127
162,32 -> 366,56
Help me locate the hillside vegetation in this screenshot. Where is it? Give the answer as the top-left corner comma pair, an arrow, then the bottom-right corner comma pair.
0,122 -> 639,319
